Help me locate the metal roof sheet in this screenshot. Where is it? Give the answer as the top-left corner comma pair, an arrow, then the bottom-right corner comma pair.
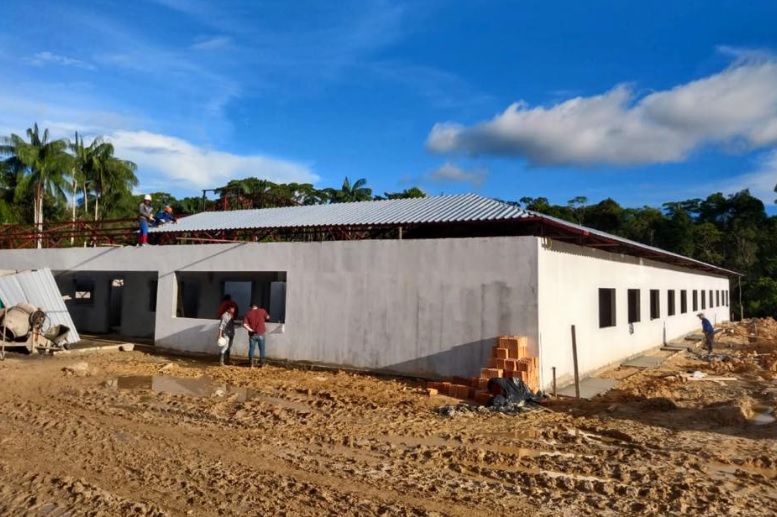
150,193 -> 529,233
149,192 -> 736,277
0,267 -> 80,344
537,213 -> 740,276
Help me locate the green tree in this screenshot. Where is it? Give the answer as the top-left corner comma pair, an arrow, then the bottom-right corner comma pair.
85,138 -> 138,220
584,198 -> 623,235
326,177 -> 372,203
0,153 -> 24,224
618,206 -> 664,245
1,124 -> 72,247
375,187 -> 427,200
567,196 -> 588,225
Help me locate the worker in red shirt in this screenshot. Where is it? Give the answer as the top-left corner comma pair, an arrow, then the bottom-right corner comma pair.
243,303 -> 270,368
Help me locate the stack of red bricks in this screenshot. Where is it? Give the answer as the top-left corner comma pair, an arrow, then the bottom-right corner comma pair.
425,335 -> 539,405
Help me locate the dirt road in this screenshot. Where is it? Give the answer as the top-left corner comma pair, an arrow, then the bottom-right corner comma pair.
1,320 -> 776,516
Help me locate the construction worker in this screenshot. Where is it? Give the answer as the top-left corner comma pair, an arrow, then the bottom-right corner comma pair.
697,313 -> 715,353
154,205 -> 176,226
138,194 -> 155,246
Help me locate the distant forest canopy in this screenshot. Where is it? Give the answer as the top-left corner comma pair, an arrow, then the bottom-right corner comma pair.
2,123 -> 777,318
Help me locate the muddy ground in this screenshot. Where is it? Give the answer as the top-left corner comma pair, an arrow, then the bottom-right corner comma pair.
1,320 -> 776,516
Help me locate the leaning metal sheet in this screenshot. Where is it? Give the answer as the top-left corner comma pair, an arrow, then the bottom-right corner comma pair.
0,268 -> 80,344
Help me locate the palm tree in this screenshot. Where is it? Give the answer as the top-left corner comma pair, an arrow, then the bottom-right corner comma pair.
76,136 -> 137,220
87,137 -> 138,221
326,177 -> 372,203
1,124 -> 72,247
69,132 -> 92,222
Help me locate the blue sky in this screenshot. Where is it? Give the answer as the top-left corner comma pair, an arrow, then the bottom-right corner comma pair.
1,0 -> 776,213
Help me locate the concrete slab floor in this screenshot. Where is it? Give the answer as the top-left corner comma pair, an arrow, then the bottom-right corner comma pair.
621,355 -> 668,369
556,378 -> 619,400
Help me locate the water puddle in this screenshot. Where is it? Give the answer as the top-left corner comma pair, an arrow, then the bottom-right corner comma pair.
749,406 -> 775,426
108,375 -> 319,413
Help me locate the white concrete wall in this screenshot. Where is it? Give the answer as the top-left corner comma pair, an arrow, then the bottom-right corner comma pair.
537,239 -> 731,389
1,237 -> 733,382
0,238 -> 540,378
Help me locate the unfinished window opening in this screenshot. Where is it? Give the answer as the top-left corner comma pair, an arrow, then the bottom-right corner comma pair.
176,271 -> 287,322
627,289 -> 640,323
599,288 -> 616,328
223,281 -> 252,319
73,278 -> 95,306
649,289 -> 660,320
680,290 -> 688,314
692,290 -> 698,312
709,290 -> 713,308
667,290 -> 676,316
725,291 -> 729,306
701,290 -> 706,310
108,277 -> 124,329
177,278 -> 201,318
716,290 -> 720,307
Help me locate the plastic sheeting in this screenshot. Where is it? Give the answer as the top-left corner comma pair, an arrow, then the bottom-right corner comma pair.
0,268 -> 80,344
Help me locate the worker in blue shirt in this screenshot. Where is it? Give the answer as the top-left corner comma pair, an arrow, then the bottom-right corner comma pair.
697,313 -> 715,353
154,206 -> 176,226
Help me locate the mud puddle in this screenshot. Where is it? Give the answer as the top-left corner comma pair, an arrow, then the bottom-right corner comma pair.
749,406 -> 775,425
108,375 -> 320,412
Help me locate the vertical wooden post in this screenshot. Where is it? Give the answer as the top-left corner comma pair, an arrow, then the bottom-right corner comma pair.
738,277 -> 743,321
571,325 -> 580,399
552,366 -> 557,398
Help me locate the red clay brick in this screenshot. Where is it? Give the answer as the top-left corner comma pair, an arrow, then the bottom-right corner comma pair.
481,368 -> 502,378
440,382 -> 451,395
452,384 -> 470,398
478,378 -> 490,390
475,390 -> 492,405
425,388 -> 438,397
493,347 -> 508,359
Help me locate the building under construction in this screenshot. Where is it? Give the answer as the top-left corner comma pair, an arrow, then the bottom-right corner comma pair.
0,194 -> 734,387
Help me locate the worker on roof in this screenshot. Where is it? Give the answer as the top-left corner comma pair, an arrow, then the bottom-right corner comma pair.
138,194 -> 155,246
154,205 -> 176,226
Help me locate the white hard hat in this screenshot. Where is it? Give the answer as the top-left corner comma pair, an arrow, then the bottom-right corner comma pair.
143,194 -> 152,201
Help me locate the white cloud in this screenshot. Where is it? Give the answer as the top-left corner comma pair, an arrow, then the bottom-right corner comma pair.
423,162 -> 488,187
109,130 -> 318,189
190,36 -> 232,51
716,150 -> 777,205
427,59 -> 777,167
30,51 -> 95,70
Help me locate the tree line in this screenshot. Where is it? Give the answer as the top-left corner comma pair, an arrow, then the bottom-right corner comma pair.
2,123 -> 776,317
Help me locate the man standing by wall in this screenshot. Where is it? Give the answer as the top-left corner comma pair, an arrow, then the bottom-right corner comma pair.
243,303 -> 270,368
217,305 -> 236,366
697,313 -> 715,354
138,194 -> 155,246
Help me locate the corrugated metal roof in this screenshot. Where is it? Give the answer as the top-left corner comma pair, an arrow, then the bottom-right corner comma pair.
150,193 -> 529,233
537,213 -> 740,276
149,192 -> 736,277
0,268 -> 80,344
